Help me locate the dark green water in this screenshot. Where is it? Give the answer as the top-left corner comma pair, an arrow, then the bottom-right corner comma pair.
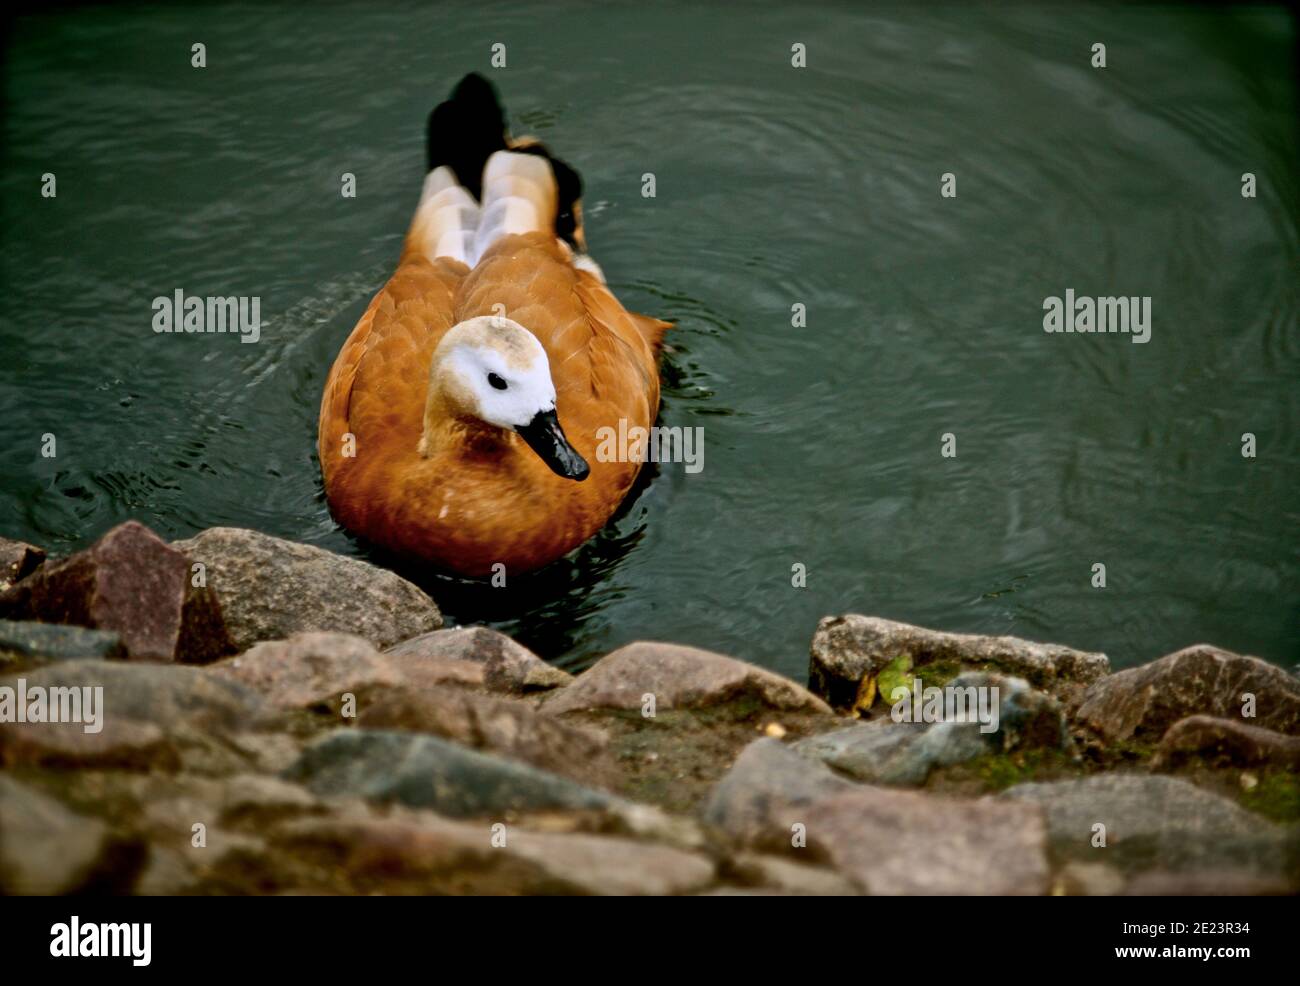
2,3 -> 1297,678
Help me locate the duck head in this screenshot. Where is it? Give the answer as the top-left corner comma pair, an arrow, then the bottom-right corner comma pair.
420,315 -> 590,481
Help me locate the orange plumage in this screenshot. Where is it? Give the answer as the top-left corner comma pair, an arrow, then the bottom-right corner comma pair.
318,76 -> 668,576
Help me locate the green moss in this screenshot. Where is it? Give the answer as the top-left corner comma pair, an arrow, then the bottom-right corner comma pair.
929,747 -> 1081,793
1239,772 -> 1300,822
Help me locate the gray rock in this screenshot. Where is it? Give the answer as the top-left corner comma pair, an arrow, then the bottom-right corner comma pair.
703,737 -> 857,842
727,852 -> 860,895
359,685 -> 607,783
0,618 -> 124,661
283,729 -> 615,818
172,527 -> 441,651
1000,774 -> 1296,877
1076,645 -> 1300,742
6,659 -> 264,730
781,785 -> 1050,895
544,641 -> 832,716
385,626 -> 571,694
809,614 -> 1108,710
0,775 -> 110,894
794,672 -> 1069,785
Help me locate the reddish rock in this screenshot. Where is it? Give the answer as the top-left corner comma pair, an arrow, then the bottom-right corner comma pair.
1076,645 -> 1300,742
0,536 -> 45,591
543,641 -> 833,716
0,717 -> 178,770
0,521 -> 231,663
208,632 -> 400,711
1152,715 -> 1300,769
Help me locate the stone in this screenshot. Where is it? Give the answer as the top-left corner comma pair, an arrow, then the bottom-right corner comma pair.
209,632 -> 399,712
1076,645 -> 1300,742
1000,774 -> 1294,876
0,535 -> 45,590
0,521 -> 230,663
702,737 -> 856,843
0,716 -> 177,770
503,829 -> 716,895
0,618 -> 124,661
384,626 -> 571,693
809,614 -> 1108,710
1122,870 -> 1295,896
0,775 -> 110,894
781,786 -> 1050,895
544,641 -> 832,716
359,686 -> 607,782
1054,861 -> 1126,896
283,729 -> 616,818
1153,715 -> 1300,770
794,672 -> 1070,785
272,809 -> 714,895
7,659 -> 264,730
727,852 -> 860,895
171,527 -> 441,650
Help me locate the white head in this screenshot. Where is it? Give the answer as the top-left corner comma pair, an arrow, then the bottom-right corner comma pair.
424,315 -> 589,480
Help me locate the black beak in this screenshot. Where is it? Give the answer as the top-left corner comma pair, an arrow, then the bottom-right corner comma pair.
515,408 -> 590,481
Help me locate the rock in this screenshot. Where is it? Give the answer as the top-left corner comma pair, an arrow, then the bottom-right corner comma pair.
0,536 -> 45,591
1053,861 -> 1126,896
0,775 -> 111,893
503,829 -> 715,895
284,729 -> 616,818
172,527 -> 441,651
0,618 -> 124,662
272,808 -> 714,895
809,614 -> 1109,710
794,672 -> 1070,785
1153,715 -> 1300,770
544,641 -> 832,716
1076,645 -> 1300,742
702,737 -> 856,843
1000,774 -> 1294,876
727,852 -> 860,895
6,659 -> 264,730
0,717 -> 178,770
209,632 -> 399,712
779,786 -> 1050,895
1123,870 -> 1295,896
385,626 -> 571,693
0,521 -> 231,663
359,686 -> 607,782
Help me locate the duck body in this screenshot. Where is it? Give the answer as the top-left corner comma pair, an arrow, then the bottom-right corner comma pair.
318,75 -> 667,576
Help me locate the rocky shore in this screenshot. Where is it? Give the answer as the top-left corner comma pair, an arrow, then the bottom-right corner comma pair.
1,521 -> 1296,895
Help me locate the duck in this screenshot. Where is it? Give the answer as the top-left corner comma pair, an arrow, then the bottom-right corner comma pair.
318,73 -> 669,577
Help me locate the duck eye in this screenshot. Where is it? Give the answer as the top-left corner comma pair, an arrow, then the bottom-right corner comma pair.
487,372 -> 508,391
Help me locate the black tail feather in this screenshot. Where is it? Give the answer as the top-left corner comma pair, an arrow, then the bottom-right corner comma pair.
425,72 -> 507,200
425,73 -> 585,250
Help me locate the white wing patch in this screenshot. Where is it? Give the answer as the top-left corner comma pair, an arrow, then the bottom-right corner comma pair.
410,152 -> 595,273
